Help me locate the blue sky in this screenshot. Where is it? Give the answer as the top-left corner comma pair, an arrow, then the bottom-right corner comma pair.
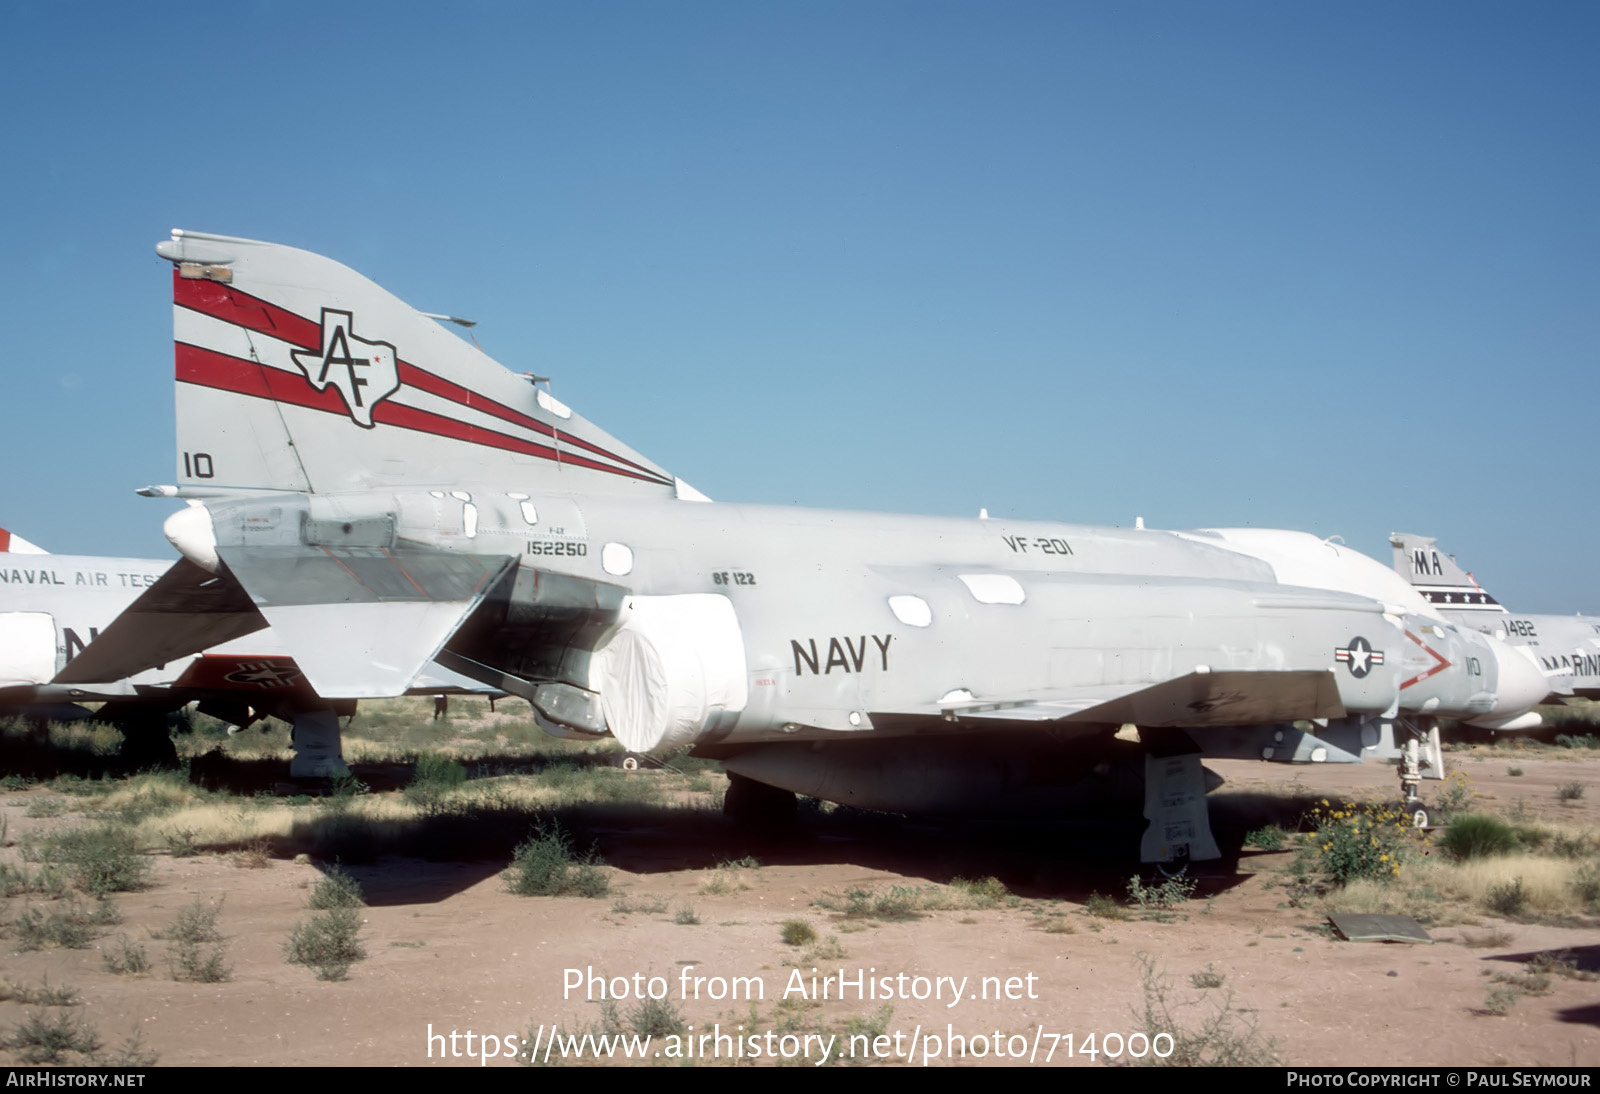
1,2 -> 1595,610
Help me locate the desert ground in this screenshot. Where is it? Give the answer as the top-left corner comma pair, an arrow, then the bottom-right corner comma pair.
1,701 -> 1596,1068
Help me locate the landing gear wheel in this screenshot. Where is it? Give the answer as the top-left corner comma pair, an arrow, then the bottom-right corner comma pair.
1404,801 -> 1430,830
117,716 -> 179,770
1156,858 -> 1190,880
723,773 -> 797,832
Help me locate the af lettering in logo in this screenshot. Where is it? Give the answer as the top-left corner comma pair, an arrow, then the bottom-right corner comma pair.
291,309 -> 401,427
1334,636 -> 1386,679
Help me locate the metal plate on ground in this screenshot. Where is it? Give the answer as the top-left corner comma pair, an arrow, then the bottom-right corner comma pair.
1327,913 -> 1433,944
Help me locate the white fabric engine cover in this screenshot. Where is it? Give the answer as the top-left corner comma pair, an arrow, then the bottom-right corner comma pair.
0,613 -> 58,686
589,594 -> 749,754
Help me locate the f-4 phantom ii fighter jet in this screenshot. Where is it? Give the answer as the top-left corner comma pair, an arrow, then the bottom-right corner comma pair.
0,527 -> 487,770
1391,532 -> 1599,706
58,231 -> 1548,859
2,527 -> 213,763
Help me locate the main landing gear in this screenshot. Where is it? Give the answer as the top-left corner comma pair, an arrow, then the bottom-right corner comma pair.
723,772 -> 797,832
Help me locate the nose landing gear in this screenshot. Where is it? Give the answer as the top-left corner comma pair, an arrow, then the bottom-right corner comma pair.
1396,716 -> 1443,829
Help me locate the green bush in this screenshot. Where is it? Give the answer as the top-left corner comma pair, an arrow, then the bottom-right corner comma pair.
627,996 -> 685,1038
0,977 -> 79,1007
780,919 -> 817,946
1243,826 -> 1286,851
13,901 -> 108,951
36,826 -> 151,895
1572,864 -> 1600,912
102,936 -> 148,976
1135,955 -> 1281,1066
506,821 -> 608,898
1439,814 -> 1520,861
163,829 -> 200,857
170,939 -> 231,983
1,863 -> 66,899
1084,892 -> 1129,919
1435,772 -> 1476,819
285,907 -> 365,981
1486,877 -> 1528,918
162,897 -> 230,983
1128,874 -> 1197,912
833,885 -> 922,920
3,1009 -> 102,1064
1484,986 -> 1519,1016
309,866 -> 365,910
161,897 -> 223,944
948,875 -> 1008,907
405,753 -> 469,813
1298,802 -> 1410,884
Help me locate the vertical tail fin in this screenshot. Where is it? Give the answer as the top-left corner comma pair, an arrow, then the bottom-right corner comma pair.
1388,532 -> 1505,612
158,230 -> 678,497
0,528 -> 47,554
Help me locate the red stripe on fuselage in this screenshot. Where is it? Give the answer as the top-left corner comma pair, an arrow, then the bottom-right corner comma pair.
173,273 -> 666,481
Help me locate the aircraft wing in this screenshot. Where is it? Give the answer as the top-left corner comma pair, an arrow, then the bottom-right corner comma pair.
53,557 -> 267,685
871,669 -> 1345,729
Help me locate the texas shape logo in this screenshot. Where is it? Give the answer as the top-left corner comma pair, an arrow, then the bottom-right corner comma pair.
291,309 -> 401,427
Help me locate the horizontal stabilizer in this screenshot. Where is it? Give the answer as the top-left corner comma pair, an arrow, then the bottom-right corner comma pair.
54,558 -> 267,685
882,669 -> 1346,729
216,545 -> 509,606
258,601 -> 489,697
215,545 -> 515,697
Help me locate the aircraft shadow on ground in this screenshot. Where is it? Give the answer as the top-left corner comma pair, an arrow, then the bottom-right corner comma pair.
1489,946 -> 1600,1029
282,787 -> 1325,908
7,736 -> 1333,907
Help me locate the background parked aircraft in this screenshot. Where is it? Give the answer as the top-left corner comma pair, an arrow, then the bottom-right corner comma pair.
1391,532 -> 1599,705
2,526 -> 490,773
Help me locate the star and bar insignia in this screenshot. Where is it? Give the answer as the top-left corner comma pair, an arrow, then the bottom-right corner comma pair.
1334,636 -> 1386,679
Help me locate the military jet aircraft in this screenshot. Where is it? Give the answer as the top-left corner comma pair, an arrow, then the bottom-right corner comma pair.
1391,532 -> 1597,708
1,527 -> 482,773
57,231 -> 1549,859
0,529 -> 276,764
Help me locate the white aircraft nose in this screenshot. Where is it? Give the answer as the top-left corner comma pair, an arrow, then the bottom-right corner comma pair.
1489,639 -> 1549,717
